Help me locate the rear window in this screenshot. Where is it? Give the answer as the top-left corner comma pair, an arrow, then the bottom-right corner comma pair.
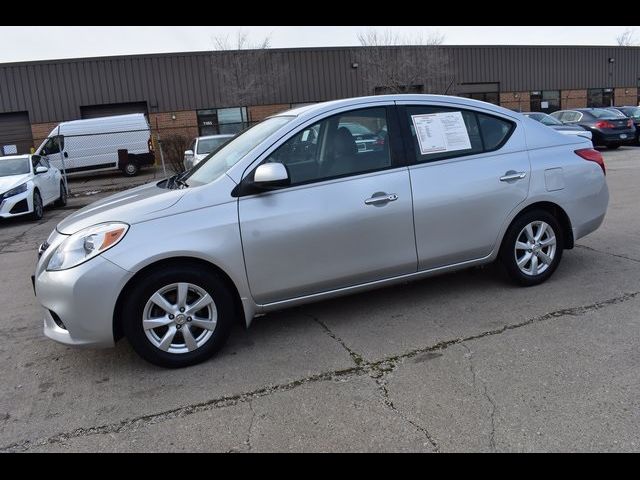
197,137 -> 231,154
590,109 -> 621,119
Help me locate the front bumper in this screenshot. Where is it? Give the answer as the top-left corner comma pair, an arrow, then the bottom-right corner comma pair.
35,252 -> 132,348
0,189 -> 31,219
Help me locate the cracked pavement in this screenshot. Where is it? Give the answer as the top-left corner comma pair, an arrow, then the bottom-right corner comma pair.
1,148 -> 639,452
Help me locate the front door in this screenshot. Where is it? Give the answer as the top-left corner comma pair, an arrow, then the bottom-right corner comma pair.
238,106 -> 417,305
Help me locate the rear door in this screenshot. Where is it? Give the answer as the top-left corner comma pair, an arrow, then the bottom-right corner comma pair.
397,101 -> 531,270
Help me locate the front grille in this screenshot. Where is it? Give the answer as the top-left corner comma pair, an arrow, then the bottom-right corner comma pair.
9,199 -> 28,214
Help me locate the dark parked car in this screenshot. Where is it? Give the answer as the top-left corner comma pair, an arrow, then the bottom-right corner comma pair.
550,108 -> 636,149
522,112 -> 592,141
604,106 -> 640,144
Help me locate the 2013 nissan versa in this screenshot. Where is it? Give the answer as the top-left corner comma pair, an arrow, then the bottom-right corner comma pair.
33,95 -> 609,368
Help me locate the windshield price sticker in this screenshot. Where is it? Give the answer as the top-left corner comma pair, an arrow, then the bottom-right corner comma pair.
411,112 -> 472,155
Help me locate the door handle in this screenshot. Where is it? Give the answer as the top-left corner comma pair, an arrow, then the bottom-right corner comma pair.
500,171 -> 527,182
364,193 -> 398,206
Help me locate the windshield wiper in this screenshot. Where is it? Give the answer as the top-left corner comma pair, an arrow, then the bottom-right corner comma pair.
165,172 -> 189,190
175,178 -> 189,189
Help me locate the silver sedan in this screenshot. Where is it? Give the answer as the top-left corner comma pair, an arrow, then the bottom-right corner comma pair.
34,95 -> 609,368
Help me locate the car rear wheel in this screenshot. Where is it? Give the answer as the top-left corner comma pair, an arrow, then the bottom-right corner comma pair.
54,182 -> 67,207
122,265 -> 235,368
500,210 -> 563,286
122,161 -> 139,177
31,190 -> 43,221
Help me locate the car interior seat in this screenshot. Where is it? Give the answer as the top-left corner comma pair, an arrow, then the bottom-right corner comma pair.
322,126 -> 357,177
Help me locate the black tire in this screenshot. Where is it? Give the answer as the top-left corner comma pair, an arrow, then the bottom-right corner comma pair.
122,265 -> 235,368
499,209 -> 564,287
122,161 -> 139,177
54,182 -> 67,207
606,144 -> 621,150
31,190 -> 43,221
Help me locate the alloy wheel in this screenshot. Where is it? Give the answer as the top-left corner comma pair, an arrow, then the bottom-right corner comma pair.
142,282 -> 218,354
514,221 -> 557,276
34,193 -> 43,218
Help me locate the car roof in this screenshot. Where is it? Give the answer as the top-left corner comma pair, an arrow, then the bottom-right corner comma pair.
273,94 -> 523,122
198,134 -> 234,140
0,154 -> 30,161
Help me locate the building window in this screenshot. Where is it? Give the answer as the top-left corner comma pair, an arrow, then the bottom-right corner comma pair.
530,90 -> 560,113
458,92 -> 500,105
197,107 -> 248,136
587,88 -> 614,108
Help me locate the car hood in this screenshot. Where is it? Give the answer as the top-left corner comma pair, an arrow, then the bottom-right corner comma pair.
0,174 -> 31,194
549,125 -> 585,132
56,181 -> 187,234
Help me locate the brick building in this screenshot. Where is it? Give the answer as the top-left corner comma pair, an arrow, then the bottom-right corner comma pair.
1,45 -> 639,154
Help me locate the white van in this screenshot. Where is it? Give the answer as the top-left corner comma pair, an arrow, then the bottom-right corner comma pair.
35,114 -> 155,177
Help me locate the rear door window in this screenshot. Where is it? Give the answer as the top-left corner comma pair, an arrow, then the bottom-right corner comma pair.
402,105 -> 514,164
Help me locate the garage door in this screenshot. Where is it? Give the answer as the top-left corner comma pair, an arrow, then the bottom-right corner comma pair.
80,101 -> 148,119
0,111 -> 33,156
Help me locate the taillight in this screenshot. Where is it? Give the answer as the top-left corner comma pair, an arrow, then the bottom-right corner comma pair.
575,148 -> 605,175
594,120 -> 615,129
627,119 -> 634,128
148,137 -> 154,152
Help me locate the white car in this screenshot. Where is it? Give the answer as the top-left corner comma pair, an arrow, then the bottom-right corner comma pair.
0,154 -> 66,221
183,134 -> 234,170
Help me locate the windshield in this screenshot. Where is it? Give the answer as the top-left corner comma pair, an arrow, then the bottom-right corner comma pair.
197,137 -> 232,154
620,107 -> 640,119
528,113 -> 563,126
590,109 -> 620,119
184,116 -> 293,186
0,157 -> 30,177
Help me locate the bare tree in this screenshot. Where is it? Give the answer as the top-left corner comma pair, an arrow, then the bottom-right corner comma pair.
616,28 -> 637,46
210,29 -> 285,108
356,28 -> 453,95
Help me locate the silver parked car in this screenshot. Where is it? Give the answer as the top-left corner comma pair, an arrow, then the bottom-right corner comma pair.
33,95 -> 609,368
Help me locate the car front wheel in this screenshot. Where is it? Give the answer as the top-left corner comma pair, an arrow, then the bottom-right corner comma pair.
122,265 -> 235,368
54,182 -> 67,207
31,190 -> 43,220
500,210 -> 563,286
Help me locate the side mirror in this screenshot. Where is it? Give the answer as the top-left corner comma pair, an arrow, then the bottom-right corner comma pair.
184,150 -> 194,158
35,166 -> 48,174
253,163 -> 290,188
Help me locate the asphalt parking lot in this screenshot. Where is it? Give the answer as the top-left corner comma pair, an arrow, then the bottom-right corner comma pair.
0,149 -> 639,453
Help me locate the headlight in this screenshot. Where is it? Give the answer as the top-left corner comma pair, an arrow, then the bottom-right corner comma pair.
2,183 -> 27,199
46,222 -> 129,271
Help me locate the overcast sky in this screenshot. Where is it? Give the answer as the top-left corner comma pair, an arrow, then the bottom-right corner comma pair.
1,26 -> 639,63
